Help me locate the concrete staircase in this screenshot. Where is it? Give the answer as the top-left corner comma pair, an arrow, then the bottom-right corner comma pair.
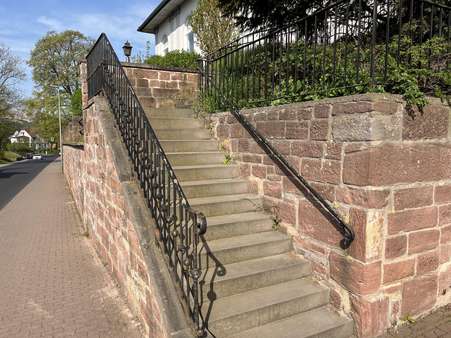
135,90 -> 353,337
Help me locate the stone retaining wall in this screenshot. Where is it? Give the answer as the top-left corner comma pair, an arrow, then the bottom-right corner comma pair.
122,62 -> 198,108
63,97 -> 192,338
209,93 -> 451,337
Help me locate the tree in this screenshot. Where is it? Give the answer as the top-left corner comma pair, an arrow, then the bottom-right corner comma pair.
0,45 -> 25,118
28,30 -> 93,96
189,0 -> 238,55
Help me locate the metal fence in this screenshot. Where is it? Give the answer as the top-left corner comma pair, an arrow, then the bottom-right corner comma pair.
86,34 -> 209,337
200,0 -> 450,109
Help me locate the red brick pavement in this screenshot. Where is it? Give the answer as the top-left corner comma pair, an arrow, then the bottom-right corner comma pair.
0,159 -> 143,338
381,304 -> 451,338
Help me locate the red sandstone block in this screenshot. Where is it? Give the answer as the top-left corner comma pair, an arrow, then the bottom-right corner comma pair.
136,78 -> 149,87
170,73 -> 182,81
439,204 -> 451,225
374,101 -> 402,114
263,181 -> 282,198
241,154 -> 262,164
440,243 -> 451,264
329,252 -> 381,295
256,121 -> 285,138
270,140 -> 290,155
314,104 -> 332,118
388,207 -> 437,235
343,143 -> 451,186
408,229 -> 440,254
237,139 -> 249,152
298,200 -> 344,247
402,104 -> 449,140
441,225 -> 451,244
277,200 -> 296,224
297,109 -> 312,120
279,109 -> 297,120
383,259 -> 415,283
350,296 -> 390,337
401,275 -> 437,316
301,158 -> 341,184
310,182 -> 335,202
240,163 -> 250,177
286,121 -> 309,139
416,250 -> 439,275
310,120 -> 329,141
325,143 -> 342,160
230,124 -> 247,138
438,265 -> 451,297
134,69 -> 158,79
385,235 -> 407,259
291,141 -> 324,158
394,186 -> 433,211
332,101 -> 373,115
267,110 -> 279,120
336,186 -> 389,209
434,184 -> 451,204
251,165 -> 266,178
158,72 -> 170,80
348,208 -> 368,262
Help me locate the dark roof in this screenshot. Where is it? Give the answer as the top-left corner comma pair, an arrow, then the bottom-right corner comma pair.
138,0 -> 172,33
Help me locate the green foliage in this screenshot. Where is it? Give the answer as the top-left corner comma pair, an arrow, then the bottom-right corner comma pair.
6,143 -> 32,155
201,22 -> 450,112
145,50 -> 199,70
28,30 -> 93,96
189,0 -> 238,54
0,151 -> 20,164
70,88 -> 82,117
0,118 -> 24,150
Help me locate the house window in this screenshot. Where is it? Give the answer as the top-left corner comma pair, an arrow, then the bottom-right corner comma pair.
187,32 -> 194,52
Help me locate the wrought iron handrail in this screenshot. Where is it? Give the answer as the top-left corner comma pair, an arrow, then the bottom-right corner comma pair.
198,61 -> 355,249
86,33 -> 208,337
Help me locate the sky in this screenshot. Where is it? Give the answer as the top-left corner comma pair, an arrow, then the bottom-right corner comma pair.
0,0 -> 158,98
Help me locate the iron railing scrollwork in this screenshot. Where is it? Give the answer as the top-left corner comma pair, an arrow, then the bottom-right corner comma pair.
86,33 -> 208,337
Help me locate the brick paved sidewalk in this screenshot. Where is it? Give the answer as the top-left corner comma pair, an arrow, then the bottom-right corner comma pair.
381,304 -> 451,338
0,159 -> 142,338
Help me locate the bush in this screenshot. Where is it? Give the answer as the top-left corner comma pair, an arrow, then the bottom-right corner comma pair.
145,50 -> 199,70
6,143 -> 32,155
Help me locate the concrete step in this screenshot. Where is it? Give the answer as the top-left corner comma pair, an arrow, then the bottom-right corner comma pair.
150,118 -> 203,130
159,140 -> 219,153
201,231 -> 291,266
144,107 -> 194,119
228,307 -> 354,338
174,164 -> 240,182
205,278 -> 329,337
190,194 -> 262,217
182,178 -> 249,199
201,253 -> 311,298
166,151 -> 225,166
155,128 -> 211,140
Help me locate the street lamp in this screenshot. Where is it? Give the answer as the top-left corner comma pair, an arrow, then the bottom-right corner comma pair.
122,41 -> 133,63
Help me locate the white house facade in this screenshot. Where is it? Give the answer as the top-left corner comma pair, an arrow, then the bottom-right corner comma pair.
9,130 -> 33,145
138,0 -> 200,56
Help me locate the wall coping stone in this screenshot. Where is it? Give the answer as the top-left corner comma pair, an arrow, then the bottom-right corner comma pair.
122,62 -> 198,74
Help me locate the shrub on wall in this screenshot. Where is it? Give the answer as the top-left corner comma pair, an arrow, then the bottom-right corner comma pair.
145,50 -> 199,70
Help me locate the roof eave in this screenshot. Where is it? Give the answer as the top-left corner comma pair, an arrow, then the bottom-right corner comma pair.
137,0 -> 172,33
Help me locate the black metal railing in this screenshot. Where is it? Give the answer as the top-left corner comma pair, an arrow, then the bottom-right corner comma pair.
201,0 -> 450,109
86,34 -> 209,337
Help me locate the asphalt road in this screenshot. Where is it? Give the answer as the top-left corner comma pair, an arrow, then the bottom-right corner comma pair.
0,156 -> 58,210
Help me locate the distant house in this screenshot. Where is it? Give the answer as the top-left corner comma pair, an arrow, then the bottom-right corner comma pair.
9,130 -> 50,151
138,0 -> 200,56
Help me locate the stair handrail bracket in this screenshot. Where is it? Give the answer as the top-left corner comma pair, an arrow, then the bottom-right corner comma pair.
86,33 -> 208,337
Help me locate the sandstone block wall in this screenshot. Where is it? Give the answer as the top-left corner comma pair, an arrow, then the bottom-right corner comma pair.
64,97 -> 191,338
122,63 -> 198,108
209,93 -> 451,337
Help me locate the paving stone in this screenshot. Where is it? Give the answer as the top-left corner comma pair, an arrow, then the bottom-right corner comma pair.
0,160 -> 142,338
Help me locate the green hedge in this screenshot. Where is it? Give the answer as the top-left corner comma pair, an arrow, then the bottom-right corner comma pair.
145,50 -> 199,70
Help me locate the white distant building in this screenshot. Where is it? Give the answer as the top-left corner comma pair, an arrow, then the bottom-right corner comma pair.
9,130 -> 33,145
138,0 -> 200,55
9,130 -> 49,150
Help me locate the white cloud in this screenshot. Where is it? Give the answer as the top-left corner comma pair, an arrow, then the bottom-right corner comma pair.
37,16 -> 64,31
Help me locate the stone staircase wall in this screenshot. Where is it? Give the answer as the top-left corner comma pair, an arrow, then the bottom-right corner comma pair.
122,63 -> 198,108
63,94 -> 193,338
208,94 -> 451,337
